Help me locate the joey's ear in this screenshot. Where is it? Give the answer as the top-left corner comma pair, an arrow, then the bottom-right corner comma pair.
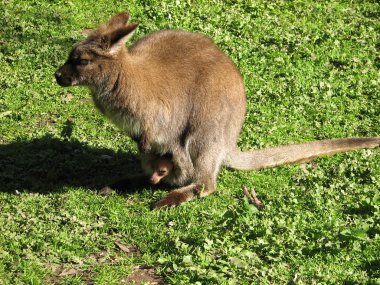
106,24 -> 138,54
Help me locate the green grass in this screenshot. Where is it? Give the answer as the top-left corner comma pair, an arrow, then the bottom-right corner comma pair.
1,0 -> 379,284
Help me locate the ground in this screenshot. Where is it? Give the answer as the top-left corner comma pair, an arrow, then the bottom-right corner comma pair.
0,0 -> 379,284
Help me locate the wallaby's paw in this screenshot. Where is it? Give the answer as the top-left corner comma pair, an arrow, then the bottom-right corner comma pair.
153,184 -> 198,209
154,191 -> 186,208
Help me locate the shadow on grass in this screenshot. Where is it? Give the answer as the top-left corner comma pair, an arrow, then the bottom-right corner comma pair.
361,259 -> 380,279
0,134 -> 145,194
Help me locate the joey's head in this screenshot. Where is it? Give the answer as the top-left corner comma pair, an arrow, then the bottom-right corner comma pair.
150,157 -> 174,185
55,12 -> 138,87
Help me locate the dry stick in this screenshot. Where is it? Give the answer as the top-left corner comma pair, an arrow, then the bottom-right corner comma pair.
241,184 -> 253,202
242,184 -> 264,210
250,187 -> 264,210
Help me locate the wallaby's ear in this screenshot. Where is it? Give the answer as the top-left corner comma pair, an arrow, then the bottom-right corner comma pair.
96,12 -> 131,35
91,12 -> 138,54
106,23 -> 138,54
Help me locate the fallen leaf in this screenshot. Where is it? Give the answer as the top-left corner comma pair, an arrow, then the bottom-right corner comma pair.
115,240 -> 131,253
58,268 -> 79,276
114,240 -> 141,256
62,93 -> 74,102
0,111 -> 12,118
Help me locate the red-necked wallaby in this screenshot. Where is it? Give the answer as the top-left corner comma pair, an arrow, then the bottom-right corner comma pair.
55,12 -> 380,208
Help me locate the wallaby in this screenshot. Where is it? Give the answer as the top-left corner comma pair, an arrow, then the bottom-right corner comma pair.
55,12 -> 380,208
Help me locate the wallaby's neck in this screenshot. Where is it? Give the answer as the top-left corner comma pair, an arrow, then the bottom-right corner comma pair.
90,48 -> 143,115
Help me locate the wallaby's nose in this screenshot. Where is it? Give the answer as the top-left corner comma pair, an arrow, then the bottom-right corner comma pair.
55,71 -> 71,86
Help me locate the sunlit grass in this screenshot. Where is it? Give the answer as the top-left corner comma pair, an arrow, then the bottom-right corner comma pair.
0,0 -> 379,284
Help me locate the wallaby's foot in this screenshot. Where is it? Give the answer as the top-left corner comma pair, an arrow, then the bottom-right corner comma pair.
153,184 -> 199,208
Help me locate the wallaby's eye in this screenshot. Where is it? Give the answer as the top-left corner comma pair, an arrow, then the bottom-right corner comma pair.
79,59 -> 89,66
158,169 -> 167,176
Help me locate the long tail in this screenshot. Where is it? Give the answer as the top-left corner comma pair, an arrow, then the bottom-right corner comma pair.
225,137 -> 380,171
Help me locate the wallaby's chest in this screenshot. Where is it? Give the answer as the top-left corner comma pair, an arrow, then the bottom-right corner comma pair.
106,109 -> 142,139
91,91 -> 142,138
92,89 -> 172,153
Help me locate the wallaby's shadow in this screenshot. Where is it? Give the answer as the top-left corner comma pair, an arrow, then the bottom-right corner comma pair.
0,134 -> 146,194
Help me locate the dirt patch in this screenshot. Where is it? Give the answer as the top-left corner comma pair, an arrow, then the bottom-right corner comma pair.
45,265 -> 94,285
44,245 -> 157,284
122,266 -> 165,285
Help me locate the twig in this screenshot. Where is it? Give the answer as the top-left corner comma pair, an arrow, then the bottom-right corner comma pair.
242,184 -> 264,210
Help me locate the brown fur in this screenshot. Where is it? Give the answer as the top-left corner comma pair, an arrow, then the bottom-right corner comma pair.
56,12 -> 380,208
147,155 -> 174,185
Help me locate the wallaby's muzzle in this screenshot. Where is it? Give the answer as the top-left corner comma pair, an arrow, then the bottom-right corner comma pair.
55,62 -> 79,87
55,65 -> 74,86
55,70 -> 72,87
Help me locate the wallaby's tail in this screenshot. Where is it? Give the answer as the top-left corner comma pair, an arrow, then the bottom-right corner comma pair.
225,137 -> 380,171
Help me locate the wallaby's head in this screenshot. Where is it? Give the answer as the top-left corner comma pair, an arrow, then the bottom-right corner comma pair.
55,12 -> 138,87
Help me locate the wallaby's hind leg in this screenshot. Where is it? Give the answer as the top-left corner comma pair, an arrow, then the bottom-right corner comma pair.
192,145 -> 226,198
154,147 -> 224,208
169,145 -> 195,185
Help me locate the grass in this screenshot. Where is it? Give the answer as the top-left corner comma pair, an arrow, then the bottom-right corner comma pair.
1,0 -> 379,284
